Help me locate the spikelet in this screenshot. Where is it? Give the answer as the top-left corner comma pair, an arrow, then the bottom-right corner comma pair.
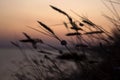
82,18 -> 95,26
66,32 -> 81,36
50,5 -> 68,16
84,31 -> 104,35
37,21 -> 55,34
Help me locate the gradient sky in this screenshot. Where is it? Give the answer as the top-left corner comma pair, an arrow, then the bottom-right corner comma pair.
0,0 -> 117,48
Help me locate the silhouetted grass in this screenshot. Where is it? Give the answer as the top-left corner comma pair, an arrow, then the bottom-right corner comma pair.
11,0 -> 120,80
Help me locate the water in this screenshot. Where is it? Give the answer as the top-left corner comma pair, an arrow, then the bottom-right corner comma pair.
0,48 -> 26,80
0,48 -> 73,80
0,48 -> 96,80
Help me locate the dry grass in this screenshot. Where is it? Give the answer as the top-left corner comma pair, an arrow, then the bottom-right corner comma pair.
11,0 -> 120,80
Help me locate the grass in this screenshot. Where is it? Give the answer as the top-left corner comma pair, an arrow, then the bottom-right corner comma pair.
11,0 -> 120,80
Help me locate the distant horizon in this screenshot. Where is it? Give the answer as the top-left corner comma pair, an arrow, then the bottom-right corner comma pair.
0,0 -> 119,48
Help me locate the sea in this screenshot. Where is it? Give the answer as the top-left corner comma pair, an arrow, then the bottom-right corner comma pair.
0,48 -> 23,80
0,48 -> 76,80
0,47 -> 99,80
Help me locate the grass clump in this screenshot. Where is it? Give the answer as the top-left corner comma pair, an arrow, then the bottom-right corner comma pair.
11,0 -> 120,80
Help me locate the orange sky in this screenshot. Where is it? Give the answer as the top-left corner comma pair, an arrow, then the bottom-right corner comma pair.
0,0 -> 119,47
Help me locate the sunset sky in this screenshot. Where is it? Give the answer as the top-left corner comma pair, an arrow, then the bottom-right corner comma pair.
0,0 -> 117,48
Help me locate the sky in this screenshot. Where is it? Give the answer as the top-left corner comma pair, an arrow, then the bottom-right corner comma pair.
0,1 -> 120,80
0,0 -> 118,48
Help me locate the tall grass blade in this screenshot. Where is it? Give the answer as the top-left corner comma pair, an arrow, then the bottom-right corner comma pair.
37,21 -> 55,34
63,22 -> 68,29
67,16 -> 73,24
102,0 -> 117,18
22,32 -> 31,39
84,31 -> 104,35
70,22 -> 79,30
66,32 -> 81,36
82,19 -> 95,26
27,26 -> 54,37
106,0 -> 120,4
70,26 -> 83,31
57,53 -> 86,61
50,5 -> 68,16
79,22 -> 84,27
38,50 -> 53,55
11,41 -> 20,48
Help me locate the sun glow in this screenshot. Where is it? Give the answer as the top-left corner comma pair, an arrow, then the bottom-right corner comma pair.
0,0 -> 117,47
